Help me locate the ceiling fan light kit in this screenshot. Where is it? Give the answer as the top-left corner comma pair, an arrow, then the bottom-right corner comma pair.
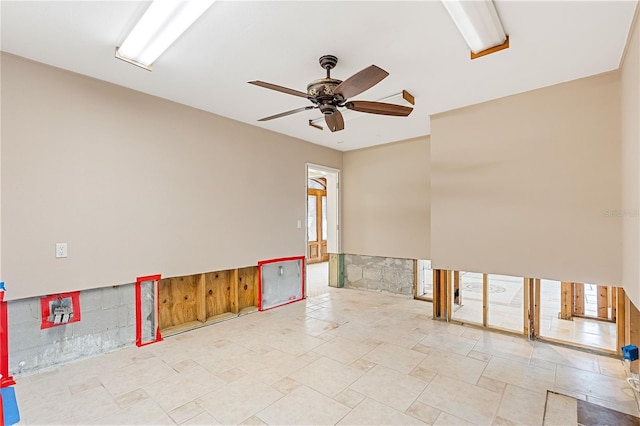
441,0 -> 509,59
248,55 -> 414,133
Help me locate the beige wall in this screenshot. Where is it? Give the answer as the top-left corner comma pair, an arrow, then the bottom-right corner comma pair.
342,137 -> 430,260
1,53 -> 342,300
430,72 -> 622,285
622,10 -> 640,307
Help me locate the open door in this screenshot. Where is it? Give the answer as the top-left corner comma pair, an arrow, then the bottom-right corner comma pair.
307,177 -> 327,264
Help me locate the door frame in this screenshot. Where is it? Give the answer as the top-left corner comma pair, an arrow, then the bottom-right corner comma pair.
306,163 -> 341,258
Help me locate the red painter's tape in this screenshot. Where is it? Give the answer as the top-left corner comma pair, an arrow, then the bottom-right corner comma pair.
135,275 -> 162,347
257,256 -> 306,311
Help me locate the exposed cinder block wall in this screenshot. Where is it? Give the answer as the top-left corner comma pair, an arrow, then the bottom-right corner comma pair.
8,284 -> 136,376
343,254 -> 415,296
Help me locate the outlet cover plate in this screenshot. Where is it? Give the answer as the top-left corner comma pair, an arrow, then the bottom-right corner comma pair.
55,243 -> 68,258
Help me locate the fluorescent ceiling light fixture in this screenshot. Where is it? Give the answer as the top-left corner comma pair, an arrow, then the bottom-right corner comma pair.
309,91 -> 415,130
441,0 -> 507,55
116,0 -> 215,70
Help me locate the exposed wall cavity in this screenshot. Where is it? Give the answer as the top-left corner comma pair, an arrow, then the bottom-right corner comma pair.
343,254 -> 415,296
8,284 -> 135,376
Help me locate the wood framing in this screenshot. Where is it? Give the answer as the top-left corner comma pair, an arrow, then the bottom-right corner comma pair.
573,283 -> 585,316
597,286 -> 609,319
524,278 -> 531,337
617,287 -> 626,356
482,273 -> 488,327
433,269 -> 450,320
453,271 -> 460,305
560,282 -> 573,320
534,278 -> 541,338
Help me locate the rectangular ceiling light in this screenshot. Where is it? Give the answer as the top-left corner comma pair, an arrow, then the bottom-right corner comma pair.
116,0 -> 215,70
441,0 -> 508,58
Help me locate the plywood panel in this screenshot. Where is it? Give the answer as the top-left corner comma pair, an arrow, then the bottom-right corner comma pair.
204,270 -> 231,318
238,266 -> 258,310
158,275 -> 198,330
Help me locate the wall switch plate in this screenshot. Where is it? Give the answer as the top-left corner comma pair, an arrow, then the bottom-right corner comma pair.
297,220 -> 302,229
55,243 -> 68,258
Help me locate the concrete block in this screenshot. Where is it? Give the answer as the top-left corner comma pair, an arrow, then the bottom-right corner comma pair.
363,268 -> 382,281
40,321 -> 75,346
7,298 -> 41,324
346,264 -> 363,282
80,289 -> 103,312
119,284 -> 135,306
101,287 -> 121,310
8,320 -> 42,352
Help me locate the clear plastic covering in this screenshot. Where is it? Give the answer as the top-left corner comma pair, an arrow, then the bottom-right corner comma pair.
260,258 -> 304,310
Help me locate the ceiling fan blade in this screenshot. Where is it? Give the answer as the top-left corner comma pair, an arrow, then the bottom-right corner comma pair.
333,65 -> 389,99
258,106 -> 315,121
248,81 -> 309,98
345,101 -> 413,117
325,110 -> 345,132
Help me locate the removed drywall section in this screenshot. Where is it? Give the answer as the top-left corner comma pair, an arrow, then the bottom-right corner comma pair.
0,52 -> 342,301
342,136 -> 430,260
431,71 -> 622,286
8,284 -> 135,376
343,254 -> 414,296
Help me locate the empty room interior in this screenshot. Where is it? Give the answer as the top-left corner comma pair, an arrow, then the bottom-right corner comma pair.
1,0 -> 640,425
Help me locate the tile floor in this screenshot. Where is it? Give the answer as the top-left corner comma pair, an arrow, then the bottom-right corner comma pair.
13,263 -> 638,425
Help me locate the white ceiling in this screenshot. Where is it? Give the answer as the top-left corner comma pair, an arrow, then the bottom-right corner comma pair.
1,1 -> 637,151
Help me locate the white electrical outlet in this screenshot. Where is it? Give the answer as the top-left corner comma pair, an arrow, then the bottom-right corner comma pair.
55,243 -> 68,258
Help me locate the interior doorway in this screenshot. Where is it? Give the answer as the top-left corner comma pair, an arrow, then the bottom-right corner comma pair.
306,164 -> 339,274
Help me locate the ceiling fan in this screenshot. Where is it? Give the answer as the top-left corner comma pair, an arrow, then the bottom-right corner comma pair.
248,55 -> 414,132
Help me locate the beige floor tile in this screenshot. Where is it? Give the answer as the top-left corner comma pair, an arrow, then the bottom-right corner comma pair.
61,385 -> 121,423
337,397 -> 426,425
114,388 -> 149,409
418,374 -> 501,425
531,342 -> 599,373
543,391 -> 577,426
313,335 -> 376,364
406,401 -> 441,424
476,376 -> 507,393
236,348 -> 310,385
555,364 -> 635,406
472,335 -> 534,364
362,342 -> 427,374
409,366 -> 438,383
419,331 -> 477,356
496,384 -> 546,425
88,397 -> 173,425
419,350 -> 487,384
196,375 -> 283,425
239,415 -> 267,425
168,400 -> 205,424
349,364 -> 427,412
257,385 -> 350,425
432,411 -> 476,425
183,411 -> 222,425
273,376 -> 303,394
290,355 -> 364,397
483,355 -> 556,393
333,388 -> 366,408
99,355 -> 178,397
143,364 -> 226,411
